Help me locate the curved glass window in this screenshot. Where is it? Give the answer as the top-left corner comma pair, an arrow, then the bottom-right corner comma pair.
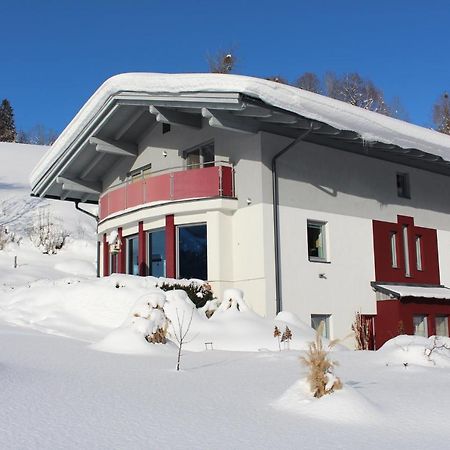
177,224 -> 207,280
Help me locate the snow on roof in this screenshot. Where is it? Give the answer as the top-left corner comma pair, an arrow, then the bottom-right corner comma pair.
374,283 -> 450,300
30,72 -> 450,188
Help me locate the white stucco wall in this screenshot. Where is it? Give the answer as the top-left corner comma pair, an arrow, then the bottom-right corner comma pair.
97,122 -> 450,341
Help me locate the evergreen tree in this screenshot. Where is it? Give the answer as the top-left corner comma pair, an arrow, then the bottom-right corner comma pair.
0,99 -> 16,142
433,92 -> 450,135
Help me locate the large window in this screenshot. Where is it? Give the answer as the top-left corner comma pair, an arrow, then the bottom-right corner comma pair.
184,142 -> 215,169
307,220 -> 327,262
126,236 -> 139,275
413,315 -> 428,337
148,229 -> 166,277
177,224 -> 207,280
435,316 -> 449,337
311,314 -> 331,339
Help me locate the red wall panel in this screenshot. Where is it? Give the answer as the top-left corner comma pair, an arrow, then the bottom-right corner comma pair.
138,221 -> 147,276
376,299 -> 450,348
220,166 -> 234,197
375,300 -> 401,349
165,215 -> 176,278
102,233 -> 109,277
373,215 -> 440,285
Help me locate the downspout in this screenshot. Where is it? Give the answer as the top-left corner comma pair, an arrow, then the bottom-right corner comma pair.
74,201 -> 100,277
272,123 -> 314,314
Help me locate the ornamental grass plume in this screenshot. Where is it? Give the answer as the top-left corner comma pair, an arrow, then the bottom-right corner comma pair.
300,321 -> 342,398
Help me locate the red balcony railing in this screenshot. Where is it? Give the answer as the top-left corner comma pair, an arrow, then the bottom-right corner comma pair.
99,162 -> 234,220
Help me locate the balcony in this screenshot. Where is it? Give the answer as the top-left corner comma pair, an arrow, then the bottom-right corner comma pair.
99,162 -> 235,220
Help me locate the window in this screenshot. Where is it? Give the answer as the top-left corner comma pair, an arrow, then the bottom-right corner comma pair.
307,221 -> 327,262
402,225 -> 411,277
390,232 -> 398,268
162,123 -> 171,134
126,236 -> 139,275
415,236 -> 423,271
413,315 -> 428,337
435,316 -> 449,337
148,229 -> 166,277
127,162 -> 152,180
397,173 -> 410,199
311,315 -> 331,339
184,142 -> 215,169
177,224 -> 207,280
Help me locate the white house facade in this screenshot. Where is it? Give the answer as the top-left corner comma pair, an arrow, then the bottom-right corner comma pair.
31,73 -> 450,348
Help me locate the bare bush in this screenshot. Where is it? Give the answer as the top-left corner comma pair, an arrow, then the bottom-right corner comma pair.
28,209 -> 69,254
300,322 -> 342,398
207,48 -> 237,74
352,311 -> 371,350
171,308 -> 194,371
0,226 -> 20,250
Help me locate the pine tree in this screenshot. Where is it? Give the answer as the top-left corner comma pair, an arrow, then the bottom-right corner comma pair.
0,99 -> 17,142
433,92 -> 450,135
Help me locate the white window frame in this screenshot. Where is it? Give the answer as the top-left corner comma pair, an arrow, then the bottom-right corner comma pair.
183,141 -> 215,169
390,232 -> 398,268
126,234 -> 139,275
176,222 -> 208,279
146,228 -> 166,277
402,225 -> 411,277
415,235 -> 423,271
307,220 -> 328,263
413,314 -> 428,337
311,314 -> 331,339
435,315 -> 449,337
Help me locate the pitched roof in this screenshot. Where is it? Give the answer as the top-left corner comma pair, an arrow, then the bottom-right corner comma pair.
30,73 -> 450,200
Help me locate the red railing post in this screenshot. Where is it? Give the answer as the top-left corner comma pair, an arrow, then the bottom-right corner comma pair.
102,233 -> 109,277
118,227 -> 126,274
165,215 -> 176,278
138,221 -> 147,276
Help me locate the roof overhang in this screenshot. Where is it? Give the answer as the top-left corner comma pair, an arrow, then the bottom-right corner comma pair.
372,282 -> 450,301
30,73 -> 450,204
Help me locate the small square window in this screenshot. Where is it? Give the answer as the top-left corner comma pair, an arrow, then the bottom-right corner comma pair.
397,173 -> 410,199
435,316 -> 449,337
311,314 -> 331,339
162,123 -> 171,134
413,315 -> 428,337
307,220 -> 327,262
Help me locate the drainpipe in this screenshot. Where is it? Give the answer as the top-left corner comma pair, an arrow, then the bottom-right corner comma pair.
272,123 -> 314,314
74,201 -> 100,276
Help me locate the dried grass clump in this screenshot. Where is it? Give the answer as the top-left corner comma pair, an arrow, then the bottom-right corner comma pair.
300,322 -> 342,398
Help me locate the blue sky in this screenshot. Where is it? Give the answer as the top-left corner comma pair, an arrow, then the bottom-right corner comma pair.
2,0 -> 449,134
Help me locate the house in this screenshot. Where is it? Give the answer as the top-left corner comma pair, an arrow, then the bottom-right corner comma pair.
30,73 -> 450,348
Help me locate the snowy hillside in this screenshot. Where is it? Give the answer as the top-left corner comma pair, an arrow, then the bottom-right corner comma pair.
1,142 -> 450,449
0,142 -> 97,286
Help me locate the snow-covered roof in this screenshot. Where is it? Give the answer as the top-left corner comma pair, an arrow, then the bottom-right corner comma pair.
30,73 -> 450,200
373,283 -> 450,300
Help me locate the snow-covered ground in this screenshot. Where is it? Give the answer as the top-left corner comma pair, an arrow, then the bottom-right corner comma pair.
1,142 -> 450,449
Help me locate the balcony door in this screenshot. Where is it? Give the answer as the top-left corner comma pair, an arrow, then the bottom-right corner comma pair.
185,142 -> 214,169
